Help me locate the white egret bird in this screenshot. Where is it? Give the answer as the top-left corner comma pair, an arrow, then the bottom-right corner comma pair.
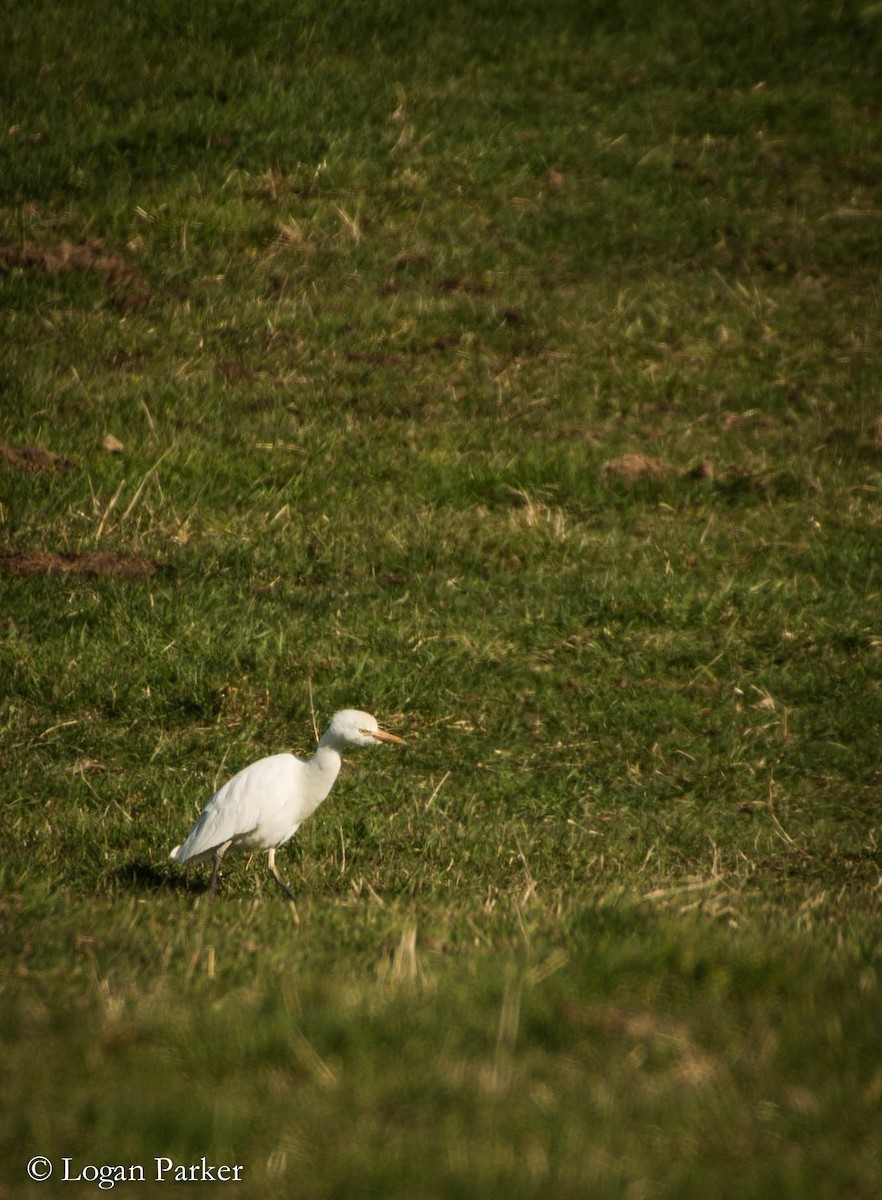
169,709 -> 404,899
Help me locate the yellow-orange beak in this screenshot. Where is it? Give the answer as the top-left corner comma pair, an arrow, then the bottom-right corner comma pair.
367,728 -> 406,745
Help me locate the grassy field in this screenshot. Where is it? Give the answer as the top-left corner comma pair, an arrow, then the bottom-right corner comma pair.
2,0 -> 882,1195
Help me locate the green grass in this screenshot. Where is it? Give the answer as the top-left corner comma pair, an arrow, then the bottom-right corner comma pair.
2,0 -> 882,1196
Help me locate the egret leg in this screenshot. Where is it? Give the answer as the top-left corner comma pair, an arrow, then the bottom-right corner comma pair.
267,848 -> 297,902
209,840 -> 233,897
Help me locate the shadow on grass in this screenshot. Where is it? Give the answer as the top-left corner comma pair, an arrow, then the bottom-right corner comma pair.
112,861 -> 206,896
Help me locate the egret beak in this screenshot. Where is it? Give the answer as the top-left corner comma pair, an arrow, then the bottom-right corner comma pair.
366,728 -> 406,745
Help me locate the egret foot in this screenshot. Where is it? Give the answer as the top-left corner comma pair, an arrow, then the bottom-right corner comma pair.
209,840 -> 232,897
267,847 -> 298,902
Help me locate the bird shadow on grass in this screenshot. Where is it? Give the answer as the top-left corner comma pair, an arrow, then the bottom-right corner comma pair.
112,861 -> 206,896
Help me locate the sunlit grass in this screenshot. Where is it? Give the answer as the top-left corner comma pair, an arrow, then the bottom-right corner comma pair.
2,0 -> 882,1196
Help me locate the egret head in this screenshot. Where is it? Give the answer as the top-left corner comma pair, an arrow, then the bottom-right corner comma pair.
327,709 -> 405,749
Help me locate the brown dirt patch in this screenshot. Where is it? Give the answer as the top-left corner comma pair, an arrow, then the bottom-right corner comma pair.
1,443 -> 75,473
345,350 -> 406,368
600,453 -> 669,484
0,549 -> 167,580
215,360 -> 257,384
435,276 -> 489,295
0,238 -> 149,309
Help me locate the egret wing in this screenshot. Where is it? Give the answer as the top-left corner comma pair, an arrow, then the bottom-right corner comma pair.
170,753 -> 302,863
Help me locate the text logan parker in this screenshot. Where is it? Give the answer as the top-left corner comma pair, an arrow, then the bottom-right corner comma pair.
61,1156 -> 244,1187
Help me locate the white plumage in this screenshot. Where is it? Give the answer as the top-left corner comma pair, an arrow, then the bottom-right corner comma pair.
169,708 -> 404,899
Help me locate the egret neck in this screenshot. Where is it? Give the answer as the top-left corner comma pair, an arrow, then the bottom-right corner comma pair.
302,735 -> 345,818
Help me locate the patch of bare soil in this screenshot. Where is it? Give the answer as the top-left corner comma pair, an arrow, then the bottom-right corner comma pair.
435,276 -> 489,295
215,360 -> 257,384
0,549 -> 167,580
0,239 -> 149,309
0,444 -> 75,473
600,453 -> 669,484
345,350 -> 406,368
